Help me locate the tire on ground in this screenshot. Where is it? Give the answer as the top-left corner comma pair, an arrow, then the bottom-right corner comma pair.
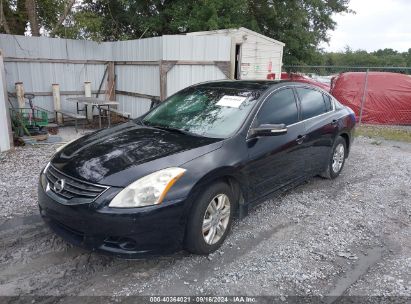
184,181 -> 235,255
321,135 -> 347,179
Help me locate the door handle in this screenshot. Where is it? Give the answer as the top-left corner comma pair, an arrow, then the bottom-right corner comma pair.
331,119 -> 338,125
296,135 -> 306,144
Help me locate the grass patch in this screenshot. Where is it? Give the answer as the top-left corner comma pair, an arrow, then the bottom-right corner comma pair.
355,125 -> 411,143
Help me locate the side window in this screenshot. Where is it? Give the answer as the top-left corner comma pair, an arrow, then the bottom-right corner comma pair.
323,94 -> 333,112
296,88 -> 328,120
256,89 -> 298,126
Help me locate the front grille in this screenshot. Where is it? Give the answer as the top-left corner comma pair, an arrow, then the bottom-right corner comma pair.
45,164 -> 108,201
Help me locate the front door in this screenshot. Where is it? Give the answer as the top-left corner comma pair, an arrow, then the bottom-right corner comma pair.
244,88 -> 307,201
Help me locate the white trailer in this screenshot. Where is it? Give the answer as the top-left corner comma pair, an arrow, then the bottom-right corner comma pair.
187,27 -> 285,80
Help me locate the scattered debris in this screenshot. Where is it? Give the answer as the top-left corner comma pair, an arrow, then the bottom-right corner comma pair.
337,252 -> 359,260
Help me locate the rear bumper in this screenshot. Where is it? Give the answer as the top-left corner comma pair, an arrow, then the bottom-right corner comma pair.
38,183 -> 188,258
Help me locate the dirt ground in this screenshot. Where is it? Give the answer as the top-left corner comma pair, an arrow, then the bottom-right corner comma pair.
0,136 -> 410,300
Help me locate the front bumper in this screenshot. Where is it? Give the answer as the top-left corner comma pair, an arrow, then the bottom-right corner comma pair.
38,182 -> 188,258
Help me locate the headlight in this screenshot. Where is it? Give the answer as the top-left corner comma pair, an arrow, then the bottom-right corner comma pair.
109,167 -> 186,208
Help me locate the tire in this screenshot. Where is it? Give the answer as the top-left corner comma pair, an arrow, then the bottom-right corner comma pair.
321,136 -> 347,179
184,181 -> 235,255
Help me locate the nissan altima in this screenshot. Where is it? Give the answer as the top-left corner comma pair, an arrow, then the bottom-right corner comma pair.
38,80 -> 355,257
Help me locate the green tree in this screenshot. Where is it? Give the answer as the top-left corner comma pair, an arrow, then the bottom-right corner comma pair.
0,0 -> 74,36
317,48 -> 409,67
405,49 -> 411,67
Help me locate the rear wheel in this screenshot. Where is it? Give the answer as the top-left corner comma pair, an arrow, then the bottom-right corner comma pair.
321,136 -> 347,179
185,182 -> 235,254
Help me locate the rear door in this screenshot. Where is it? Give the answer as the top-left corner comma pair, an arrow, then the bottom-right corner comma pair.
294,87 -> 338,175
245,87 -> 307,200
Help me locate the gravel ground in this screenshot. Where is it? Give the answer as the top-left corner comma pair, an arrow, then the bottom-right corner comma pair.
0,136 -> 410,300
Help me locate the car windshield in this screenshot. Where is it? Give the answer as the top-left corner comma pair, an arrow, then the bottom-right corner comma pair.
142,87 -> 260,138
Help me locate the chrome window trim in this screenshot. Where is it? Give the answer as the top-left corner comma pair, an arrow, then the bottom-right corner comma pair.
287,110 -> 334,128
247,84 -> 336,139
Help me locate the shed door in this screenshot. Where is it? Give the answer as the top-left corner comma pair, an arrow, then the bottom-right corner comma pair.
234,44 -> 242,80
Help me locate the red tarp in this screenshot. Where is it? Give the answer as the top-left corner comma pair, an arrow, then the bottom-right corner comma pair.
331,72 -> 411,125
281,72 -> 331,91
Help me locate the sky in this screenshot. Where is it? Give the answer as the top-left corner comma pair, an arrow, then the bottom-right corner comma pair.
321,0 -> 411,52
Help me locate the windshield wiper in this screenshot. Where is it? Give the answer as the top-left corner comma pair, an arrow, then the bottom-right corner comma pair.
135,118 -> 146,126
148,124 -> 204,137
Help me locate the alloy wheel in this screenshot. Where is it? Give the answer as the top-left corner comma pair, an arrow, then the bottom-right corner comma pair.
332,143 -> 345,173
202,194 -> 231,245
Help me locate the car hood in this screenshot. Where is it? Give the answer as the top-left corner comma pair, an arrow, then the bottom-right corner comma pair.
51,122 -> 222,186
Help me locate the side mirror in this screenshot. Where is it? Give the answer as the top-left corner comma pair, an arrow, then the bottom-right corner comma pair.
249,123 -> 287,137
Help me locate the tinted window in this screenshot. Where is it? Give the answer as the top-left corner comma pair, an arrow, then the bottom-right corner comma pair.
296,88 -> 327,120
323,94 -> 333,111
256,89 -> 298,126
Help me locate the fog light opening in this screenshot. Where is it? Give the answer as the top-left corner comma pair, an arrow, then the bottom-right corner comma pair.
104,236 -> 137,251
119,240 -> 137,251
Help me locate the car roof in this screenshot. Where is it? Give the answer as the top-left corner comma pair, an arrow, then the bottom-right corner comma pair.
194,80 -> 287,91
193,79 -> 331,96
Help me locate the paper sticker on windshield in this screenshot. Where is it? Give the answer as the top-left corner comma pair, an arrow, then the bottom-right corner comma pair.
216,96 -> 247,108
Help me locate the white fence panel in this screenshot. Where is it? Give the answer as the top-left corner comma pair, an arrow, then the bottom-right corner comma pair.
162,35 -> 230,61
0,34 -> 232,120
111,38 -> 162,61
116,95 -> 152,118
167,65 -> 227,96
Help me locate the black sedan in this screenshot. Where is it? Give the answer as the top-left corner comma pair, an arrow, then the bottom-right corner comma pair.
38,80 -> 355,257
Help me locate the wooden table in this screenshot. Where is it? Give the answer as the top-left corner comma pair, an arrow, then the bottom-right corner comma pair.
67,97 -> 120,128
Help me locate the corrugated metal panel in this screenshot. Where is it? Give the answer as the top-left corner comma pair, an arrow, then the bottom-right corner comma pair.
167,65 -> 226,96
111,38 -> 162,61
3,60 -> 106,116
115,65 -> 159,95
5,62 -> 106,91
0,56 -> 11,151
0,34 -> 112,60
1,34 -> 234,119
115,64 -> 159,118
162,35 -> 230,61
162,35 -> 231,97
116,95 -> 152,118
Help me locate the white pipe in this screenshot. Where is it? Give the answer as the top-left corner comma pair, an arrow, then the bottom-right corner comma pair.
52,83 -> 63,124
15,82 -> 25,108
84,81 -> 93,120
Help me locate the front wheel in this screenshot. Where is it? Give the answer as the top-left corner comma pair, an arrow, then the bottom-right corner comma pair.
321,136 -> 347,179
184,182 -> 235,254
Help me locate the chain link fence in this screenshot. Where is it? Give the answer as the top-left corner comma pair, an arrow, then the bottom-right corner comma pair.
283,65 -> 411,76
282,65 -> 411,126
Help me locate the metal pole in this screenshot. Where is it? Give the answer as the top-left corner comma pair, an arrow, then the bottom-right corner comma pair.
358,68 -> 369,125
